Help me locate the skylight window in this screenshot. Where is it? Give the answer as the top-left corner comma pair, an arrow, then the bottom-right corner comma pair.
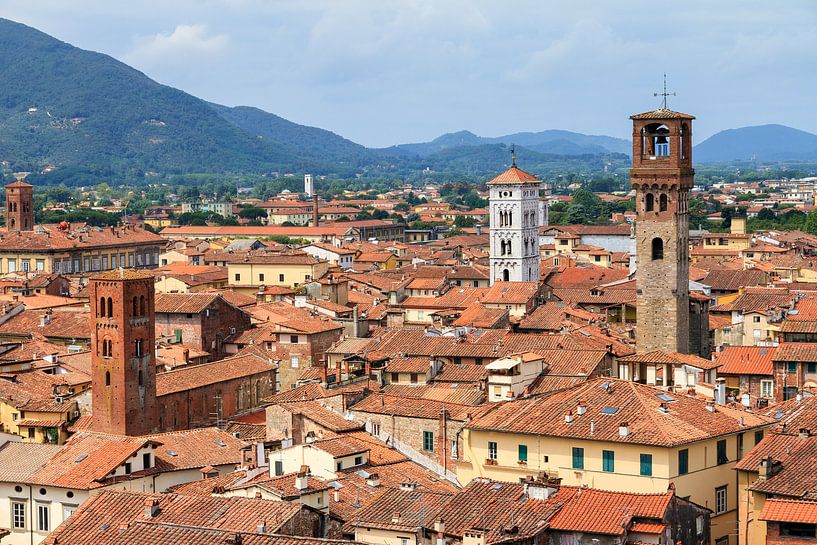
656,393 -> 675,402
75,454 -> 88,463
601,406 -> 619,415
491,483 -> 503,490
167,449 -> 178,457
329,481 -> 344,489
356,469 -> 370,479
215,440 -> 227,447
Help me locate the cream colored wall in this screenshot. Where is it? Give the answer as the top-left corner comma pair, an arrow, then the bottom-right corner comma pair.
737,470 -> 767,545
355,526 -> 418,545
458,427 -> 768,545
483,302 -> 526,318
228,262 -> 329,289
386,370 -> 431,385
155,276 -> 192,294
404,308 -> 434,324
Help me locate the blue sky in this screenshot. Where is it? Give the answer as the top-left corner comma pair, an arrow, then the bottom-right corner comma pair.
2,1 -> 816,147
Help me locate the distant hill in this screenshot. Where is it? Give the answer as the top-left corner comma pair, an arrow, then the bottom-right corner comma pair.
386,129 -> 631,157
694,124 -> 817,163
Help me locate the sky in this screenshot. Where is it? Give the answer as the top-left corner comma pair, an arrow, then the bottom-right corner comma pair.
1,0 -> 816,148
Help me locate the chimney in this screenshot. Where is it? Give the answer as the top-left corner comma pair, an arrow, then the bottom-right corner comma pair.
400,482 -> 418,491
799,428 -> 811,439
759,456 -> 781,480
257,521 -> 267,534
295,467 -> 309,491
475,223 -> 482,236
618,422 -> 629,437
715,378 -> 727,405
434,519 -> 445,533
576,400 -> 586,416
313,194 -> 319,227
333,490 -> 341,502
706,400 -> 717,413
659,403 -> 669,414
564,412 -> 574,424
366,473 -> 380,487
392,512 -> 401,524
144,498 -> 160,519
183,348 -> 190,362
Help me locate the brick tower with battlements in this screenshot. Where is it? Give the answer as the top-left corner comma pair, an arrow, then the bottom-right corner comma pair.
6,180 -> 33,232
90,269 -> 159,436
630,106 -> 695,354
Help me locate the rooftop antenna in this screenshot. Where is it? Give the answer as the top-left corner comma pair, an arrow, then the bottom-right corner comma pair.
654,74 -> 675,109
510,144 -> 517,167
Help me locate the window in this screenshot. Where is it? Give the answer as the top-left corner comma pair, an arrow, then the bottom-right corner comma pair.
651,237 -> 664,260
788,362 -> 797,373
125,462 -> 132,474
279,274 -> 285,282
659,193 -> 668,212
234,273 -> 241,282
28,427 -> 35,439
354,456 -> 363,466
371,423 -> 380,436
143,453 -> 152,469
640,453 -> 653,476
174,329 -> 183,343
410,373 -> 418,384
518,444 -> 528,463
715,486 -> 727,514
753,315 -> 761,323
488,441 -> 498,461
780,522 -> 817,538
602,450 -> 614,472
36,259 -> 45,271
259,273 -> 265,282
572,447 -> 584,469
37,503 -> 49,532
62,505 -> 76,520
716,537 -> 729,545
809,363 -> 817,374
755,430 -> 764,445
760,380 -> 773,398
7,259 -> 15,272
645,193 -> 655,212
391,372 -> 399,383
717,439 -> 728,465
290,335 -> 298,344
12,501 -> 25,529
423,431 -> 434,452
105,371 -> 111,386
679,449 -> 689,475
290,355 -> 299,368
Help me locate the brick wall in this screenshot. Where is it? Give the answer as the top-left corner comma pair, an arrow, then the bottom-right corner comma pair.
766,521 -> 817,545
155,297 -> 251,359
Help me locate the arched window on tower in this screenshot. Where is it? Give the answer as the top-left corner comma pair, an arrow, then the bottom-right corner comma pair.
645,193 -> 655,212
99,297 -> 106,317
132,297 -> 138,317
659,193 -> 668,212
107,297 -> 113,318
105,370 -> 111,386
502,269 -> 510,282
651,237 -> 664,260
139,295 -> 146,317
138,370 -> 144,387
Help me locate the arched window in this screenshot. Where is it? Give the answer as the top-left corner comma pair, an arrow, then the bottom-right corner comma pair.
651,237 -> 664,260
659,193 -> 668,212
99,297 -> 106,317
508,211 -> 513,225
132,297 -> 138,317
134,339 -> 143,358
107,297 -> 113,318
105,370 -> 111,386
9,219 -> 14,229
502,269 -> 510,282
139,295 -> 146,317
645,193 -> 655,212
138,370 -> 144,387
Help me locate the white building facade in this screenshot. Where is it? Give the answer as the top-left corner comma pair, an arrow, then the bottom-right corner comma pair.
488,164 -> 543,284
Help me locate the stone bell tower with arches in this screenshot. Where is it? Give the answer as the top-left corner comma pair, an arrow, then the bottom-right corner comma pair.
488,149 -> 543,285
630,103 -> 695,354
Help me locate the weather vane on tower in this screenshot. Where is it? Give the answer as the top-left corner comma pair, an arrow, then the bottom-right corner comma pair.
654,74 -> 676,109
510,144 -> 516,167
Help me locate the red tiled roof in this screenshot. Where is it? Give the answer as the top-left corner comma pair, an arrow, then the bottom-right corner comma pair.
468,378 -> 772,447
156,348 -> 276,396
487,165 -> 539,185
618,350 -> 720,370
773,343 -> 817,363
548,487 -> 671,535
760,498 -> 817,523
715,346 -> 776,376
482,281 -> 538,304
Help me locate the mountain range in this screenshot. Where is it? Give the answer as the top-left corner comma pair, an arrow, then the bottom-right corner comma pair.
0,17 -> 814,184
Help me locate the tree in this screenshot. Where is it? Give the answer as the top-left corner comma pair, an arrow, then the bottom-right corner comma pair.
756,207 -> 776,221
238,206 -> 266,220
804,210 -> 817,235
454,216 -> 478,228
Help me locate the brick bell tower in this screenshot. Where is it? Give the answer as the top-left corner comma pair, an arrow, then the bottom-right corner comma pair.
90,269 -> 159,436
630,103 -> 695,354
6,180 -> 34,232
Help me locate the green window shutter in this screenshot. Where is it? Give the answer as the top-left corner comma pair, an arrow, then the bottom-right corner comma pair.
572,447 -> 584,469
678,449 -> 689,475
518,444 -> 528,462
602,450 -> 614,472
717,440 -> 728,465
423,431 -> 434,452
640,453 -> 653,476
174,329 -> 183,343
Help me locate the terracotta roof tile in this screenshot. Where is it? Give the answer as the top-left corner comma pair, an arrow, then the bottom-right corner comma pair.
760,498 -> 817,523
715,346 -> 776,376
156,348 -> 276,396
487,165 -> 540,185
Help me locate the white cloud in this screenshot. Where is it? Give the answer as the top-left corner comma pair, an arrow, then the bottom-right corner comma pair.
124,23 -> 230,69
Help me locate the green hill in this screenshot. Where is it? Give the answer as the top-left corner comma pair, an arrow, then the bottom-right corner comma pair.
694,124 -> 817,163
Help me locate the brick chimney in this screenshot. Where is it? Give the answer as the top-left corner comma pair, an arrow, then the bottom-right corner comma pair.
313,194 -> 319,227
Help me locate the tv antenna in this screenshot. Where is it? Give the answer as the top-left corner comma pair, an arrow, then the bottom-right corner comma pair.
654,74 -> 676,109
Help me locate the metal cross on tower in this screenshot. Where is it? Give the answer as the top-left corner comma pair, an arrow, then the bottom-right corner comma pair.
654,73 -> 676,109
510,144 -> 516,166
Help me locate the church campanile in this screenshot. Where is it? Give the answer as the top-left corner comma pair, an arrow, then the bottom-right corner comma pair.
631,106 -> 694,354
